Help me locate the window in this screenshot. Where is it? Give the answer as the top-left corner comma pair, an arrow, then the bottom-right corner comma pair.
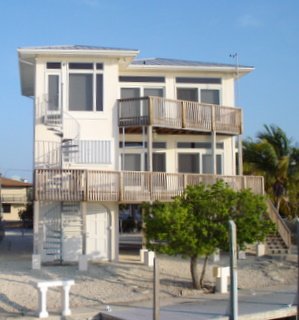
119,76 -> 165,83
202,154 -> 222,174
144,88 -> 163,97
121,154 -> 141,171
47,62 -> 61,69
48,75 -> 59,111
121,88 -> 140,99
178,153 -> 200,173
69,74 -> 93,111
120,88 -> 141,117
68,63 -> 103,111
153,153 -> 166,172
177,88 -> 198,102
144,153 -> 166,172
176,77 -> 221,84
2,204 -> 11,214
201,89 -> 220,105
177,142 -> 224,149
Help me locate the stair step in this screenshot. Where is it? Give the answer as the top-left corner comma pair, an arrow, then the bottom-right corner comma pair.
62,144 -> 78,148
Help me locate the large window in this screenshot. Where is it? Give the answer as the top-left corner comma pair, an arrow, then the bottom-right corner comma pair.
201,89 -> 220,105
202,154 -> 222,174
177,88 -> 220,105
178,153 -> 200,173
69,74 -> 93,111
68,63 -> 103,111
121,154 -> 141,171
177,88 -> 198,102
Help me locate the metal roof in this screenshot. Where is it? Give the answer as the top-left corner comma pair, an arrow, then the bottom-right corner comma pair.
19,44 -> 139,52
131,57 -> 252,69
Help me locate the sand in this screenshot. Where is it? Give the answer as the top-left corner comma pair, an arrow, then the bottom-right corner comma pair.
0,231 -> 297,317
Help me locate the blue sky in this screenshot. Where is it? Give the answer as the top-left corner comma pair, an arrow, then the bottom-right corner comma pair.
0,0 -> 298,181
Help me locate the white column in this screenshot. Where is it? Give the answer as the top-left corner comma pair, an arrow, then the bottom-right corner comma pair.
211,131 -> 217,174
62,284 -> 72,316
147,126 -> 153,172
38,287 -> 48,318
238,135 -> 243,175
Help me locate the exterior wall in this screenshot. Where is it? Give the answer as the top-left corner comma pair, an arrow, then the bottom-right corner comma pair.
2,204 -> 25,221
34,57 -> 121,172
1,187 -> 30,221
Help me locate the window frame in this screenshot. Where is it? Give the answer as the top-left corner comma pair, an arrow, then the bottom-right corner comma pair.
68,62 -> 104,112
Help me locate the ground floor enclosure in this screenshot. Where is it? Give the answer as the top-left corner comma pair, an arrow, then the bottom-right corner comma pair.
33,201 -> 118,263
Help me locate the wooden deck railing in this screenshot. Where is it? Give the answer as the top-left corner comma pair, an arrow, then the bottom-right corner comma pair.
35,169 -> 264,202
118,96 -> 243,135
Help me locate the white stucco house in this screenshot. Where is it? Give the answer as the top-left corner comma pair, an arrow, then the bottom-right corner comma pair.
18,45 -> 271,265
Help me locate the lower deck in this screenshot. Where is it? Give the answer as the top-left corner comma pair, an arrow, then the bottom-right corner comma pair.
35,169 -> 264,203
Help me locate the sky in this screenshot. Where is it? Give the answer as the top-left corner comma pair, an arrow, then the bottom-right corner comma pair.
0,0 -> 298,182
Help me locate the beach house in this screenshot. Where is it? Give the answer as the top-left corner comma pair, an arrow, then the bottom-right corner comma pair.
18,45 -> 280,265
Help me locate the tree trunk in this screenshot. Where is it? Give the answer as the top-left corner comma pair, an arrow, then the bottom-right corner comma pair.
199,255 -> 209,289
190,256 -> 201,289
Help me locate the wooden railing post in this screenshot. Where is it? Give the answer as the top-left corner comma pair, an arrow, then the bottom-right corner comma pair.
84,170 -> 88,201
211,105 -> 216,132
182,101 -> 186,128
119,171 -> 123,202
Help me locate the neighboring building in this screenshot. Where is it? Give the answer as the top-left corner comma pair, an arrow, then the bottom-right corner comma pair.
18,45 -> 265,265
0,177 -> 32,222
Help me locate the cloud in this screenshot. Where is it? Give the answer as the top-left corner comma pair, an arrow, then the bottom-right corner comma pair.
237,14 -> 262,28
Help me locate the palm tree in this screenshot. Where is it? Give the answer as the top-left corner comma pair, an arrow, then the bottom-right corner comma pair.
243,124 -> 299,216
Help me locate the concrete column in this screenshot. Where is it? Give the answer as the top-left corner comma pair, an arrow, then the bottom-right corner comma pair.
79,255 -> 88,271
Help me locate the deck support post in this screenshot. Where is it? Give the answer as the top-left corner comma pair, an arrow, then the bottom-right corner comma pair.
147,125 -> 153,172
211,130 -> 217,175
237,135 -> 243,175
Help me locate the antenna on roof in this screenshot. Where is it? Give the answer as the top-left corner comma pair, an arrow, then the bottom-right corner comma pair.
229,53 -> 239,106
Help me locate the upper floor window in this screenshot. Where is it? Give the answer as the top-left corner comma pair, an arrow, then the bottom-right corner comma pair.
177,88 -> 220,105
68,63 -> 103,112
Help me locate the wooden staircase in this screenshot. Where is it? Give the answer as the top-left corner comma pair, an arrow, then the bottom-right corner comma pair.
265,234 -> 290,255
265,200 -> 292,255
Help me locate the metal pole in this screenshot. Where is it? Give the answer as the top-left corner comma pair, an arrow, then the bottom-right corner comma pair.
229,220 -> 238,320
153,256 -> 160,320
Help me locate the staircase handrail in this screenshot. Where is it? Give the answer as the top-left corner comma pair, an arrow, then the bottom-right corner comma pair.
267,199 -> 292,248
36,95 -> 81,167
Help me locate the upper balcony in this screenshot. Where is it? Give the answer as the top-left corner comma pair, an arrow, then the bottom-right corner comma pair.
118,96 -> 243,135
35,169 -> 264,203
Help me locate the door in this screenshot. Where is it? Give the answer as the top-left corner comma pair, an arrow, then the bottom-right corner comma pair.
86,204 -> 109,260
